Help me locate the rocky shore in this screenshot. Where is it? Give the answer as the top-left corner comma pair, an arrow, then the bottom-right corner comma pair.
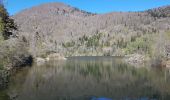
36,53 -> 67,65
124,53 -> 170,68
124,54 -> 146,66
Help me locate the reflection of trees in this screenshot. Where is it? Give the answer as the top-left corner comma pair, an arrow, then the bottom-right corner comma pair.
7,57 -> 170,100
0,90 -> 10,100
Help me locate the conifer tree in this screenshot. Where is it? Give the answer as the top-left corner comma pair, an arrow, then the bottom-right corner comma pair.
0,1 -> 17,39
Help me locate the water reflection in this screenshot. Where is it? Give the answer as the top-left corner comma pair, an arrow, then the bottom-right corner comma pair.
3,57 -> 170,100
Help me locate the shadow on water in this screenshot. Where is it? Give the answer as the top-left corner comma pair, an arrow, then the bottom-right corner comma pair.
1,56 -> 170,100
0,90 -> 10,100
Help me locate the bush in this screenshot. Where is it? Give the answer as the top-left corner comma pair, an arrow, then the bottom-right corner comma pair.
124,34 -> 153,56
62,41 -> 75,48
0,38 -> 33,68
86,33 -> 102,47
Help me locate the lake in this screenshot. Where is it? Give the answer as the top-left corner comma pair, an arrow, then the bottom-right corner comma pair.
1,56 -> 170,100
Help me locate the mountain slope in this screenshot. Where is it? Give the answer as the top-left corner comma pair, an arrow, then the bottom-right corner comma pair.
13,3 -> 170,57
147,5 -> 170,18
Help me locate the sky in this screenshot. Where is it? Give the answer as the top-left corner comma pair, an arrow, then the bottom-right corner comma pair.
4,0 -> 170,15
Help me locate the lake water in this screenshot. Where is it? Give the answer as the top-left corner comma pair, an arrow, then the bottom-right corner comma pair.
1,56 -> 170,100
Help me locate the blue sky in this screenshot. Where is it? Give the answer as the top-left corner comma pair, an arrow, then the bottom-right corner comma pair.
5,0 -> 170,15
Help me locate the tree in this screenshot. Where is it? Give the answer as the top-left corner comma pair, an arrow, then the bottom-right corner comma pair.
0,2 -> 17,39
0,17 -> 4,33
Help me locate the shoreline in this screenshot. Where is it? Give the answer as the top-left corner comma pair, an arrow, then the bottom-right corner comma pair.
0,55 -> 33,89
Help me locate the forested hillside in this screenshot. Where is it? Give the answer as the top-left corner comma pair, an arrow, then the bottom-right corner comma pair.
13,3 -> 170,59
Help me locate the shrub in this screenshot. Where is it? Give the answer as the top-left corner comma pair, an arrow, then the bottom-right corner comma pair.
0,38 -> 33,68
0,4 -> 17,39
124,34 -> 153,56
86,33 -> 102,47
62,41 -> 75,48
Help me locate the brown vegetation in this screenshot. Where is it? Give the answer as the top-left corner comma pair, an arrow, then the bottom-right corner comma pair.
12,3 -> 170,58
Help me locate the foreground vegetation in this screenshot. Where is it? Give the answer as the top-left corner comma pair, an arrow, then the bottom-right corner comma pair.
0,3 -> 33,89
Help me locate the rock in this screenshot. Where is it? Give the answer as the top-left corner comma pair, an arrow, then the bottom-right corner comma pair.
124,54 -> 145,65
45,57 -> 50,61
166,60 -> 170,68
35,53 -> 66,65
47,53 -> 67,60
36,57 -> 46,65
